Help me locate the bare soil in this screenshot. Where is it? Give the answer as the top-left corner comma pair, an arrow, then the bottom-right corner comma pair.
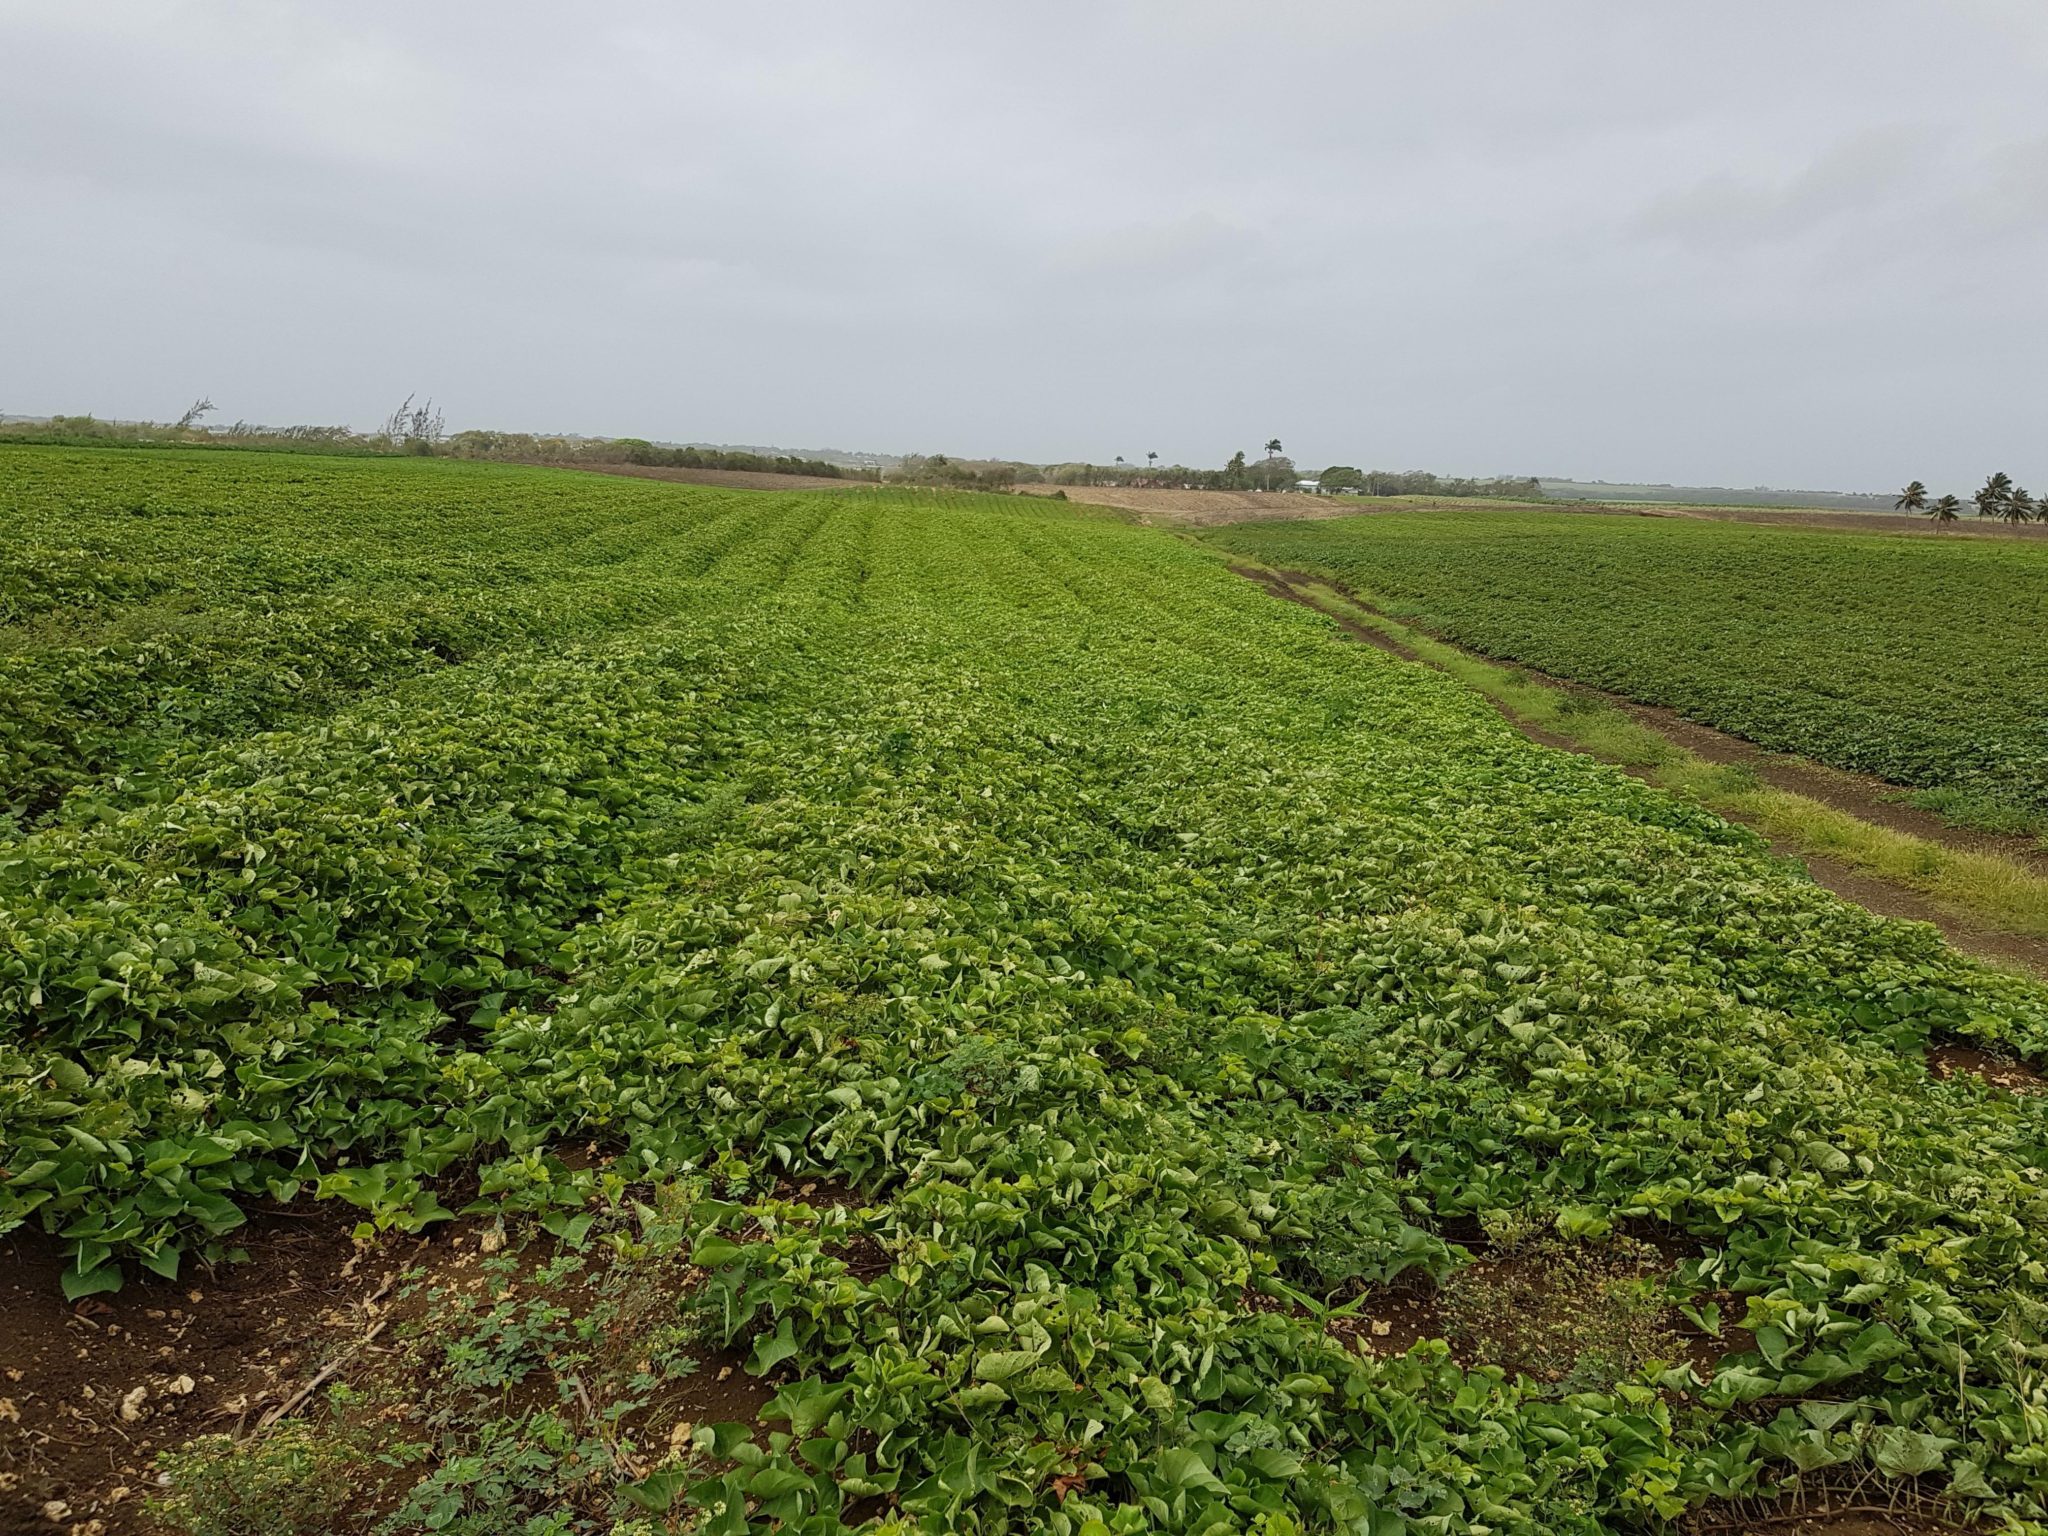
1327,1236 -> 1751,1386
1321,1272 -> 1447,1360
1620,502 -> 2048,541
1574,695 -> 2048,879
1780,851 -> 2048,978
1018,484 -> 1380,527
1226,565 -> 1419,665
1233,566 -> 2048,976
1027,482 -> 2048,541
0,1175 -> 879,1532
0,1209 -> 387,1535
0,1209 -> 779,1536
1685,1506 -> 1969,1535
1928,1042 -> 2045,1093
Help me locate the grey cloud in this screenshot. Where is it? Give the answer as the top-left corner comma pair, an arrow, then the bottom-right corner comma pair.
2,0 -> 2044,488
1637,128 -> 1942,249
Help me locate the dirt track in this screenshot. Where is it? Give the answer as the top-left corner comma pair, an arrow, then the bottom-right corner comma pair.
546,470 -> 2047,540
1023,483 -> 2048,539
1233,565 -> 2048,978
1608,502 -> 2048,539
1014,484 -> 1374,526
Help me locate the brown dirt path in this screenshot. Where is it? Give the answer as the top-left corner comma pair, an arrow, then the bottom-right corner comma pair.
1232,565 -> 2048,977
1623,503 -> 2048,540
1258,565 -> 2048,880
1019,485 -> 1335,525
1586,691 -> 2048,878
1032,482 -> 2048,540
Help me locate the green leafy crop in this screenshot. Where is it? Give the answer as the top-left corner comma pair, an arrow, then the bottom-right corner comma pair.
7,447 -> 2048,1531
1209,509 -> 2048,830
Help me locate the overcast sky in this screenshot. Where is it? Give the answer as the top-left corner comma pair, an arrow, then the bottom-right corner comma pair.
3,3 -> 2043,490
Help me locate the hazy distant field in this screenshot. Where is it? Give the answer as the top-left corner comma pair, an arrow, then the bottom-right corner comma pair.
1539,478 -> 1895,512
1211,508 -> 2048,831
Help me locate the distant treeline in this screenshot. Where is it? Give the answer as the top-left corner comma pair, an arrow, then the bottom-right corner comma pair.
0,414 -> 1541,500
1028,455 -> 1543,500
0,414 -> 384,455
1318,466 -> 1545,500
0,414 -> 880,479
447,431 -> 880,480
891,454 -> 1025,489
1035,455 -> 1295,492
1541,479 -> 1890,512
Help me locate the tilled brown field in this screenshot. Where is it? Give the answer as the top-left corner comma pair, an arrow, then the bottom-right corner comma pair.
1018,482 -> 2048,537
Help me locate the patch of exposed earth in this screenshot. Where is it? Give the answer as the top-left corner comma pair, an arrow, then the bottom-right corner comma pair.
1026,481 -> 2048,540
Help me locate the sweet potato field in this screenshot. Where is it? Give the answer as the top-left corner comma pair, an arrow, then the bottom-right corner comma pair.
1210,509 -> 2048,833
6,448 -> 2048,1533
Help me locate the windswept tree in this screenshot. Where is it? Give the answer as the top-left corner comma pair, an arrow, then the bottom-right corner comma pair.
383,394 -> 447,453
1264,437 -> 1284,461
175,396 -> 216,432
1252,453 -> 1298,492
1894,480 -> 1928,514
1930,493 -> 1962,528
2002,486 -> 2036,525
1974,471 -> 2013,518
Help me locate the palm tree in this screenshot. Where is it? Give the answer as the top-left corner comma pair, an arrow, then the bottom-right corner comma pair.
1975,471 -> 2013,518
1894,480 -> 1928,514
1146,451 -> 1158,470
2002,486 -> 2036,525
1264,438 -> 1283,461
1931,493 -> 1962,528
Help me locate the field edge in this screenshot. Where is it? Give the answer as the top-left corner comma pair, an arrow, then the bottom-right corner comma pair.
1212,550 -> 2048,974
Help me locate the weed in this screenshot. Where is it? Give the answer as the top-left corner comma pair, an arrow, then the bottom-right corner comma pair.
1439,1233 -> 1679,1393
149,1409 -> 395,1536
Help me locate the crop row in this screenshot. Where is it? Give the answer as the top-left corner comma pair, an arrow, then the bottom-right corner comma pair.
0,448 -> 816,825
1208,509 -> 2048,829
5,450 -> 2048,1530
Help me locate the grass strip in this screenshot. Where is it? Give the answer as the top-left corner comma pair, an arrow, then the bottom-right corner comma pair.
1258,563 -> 2048,947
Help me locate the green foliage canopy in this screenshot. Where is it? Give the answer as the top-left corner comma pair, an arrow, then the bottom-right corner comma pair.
4,448 -> 2048,1529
